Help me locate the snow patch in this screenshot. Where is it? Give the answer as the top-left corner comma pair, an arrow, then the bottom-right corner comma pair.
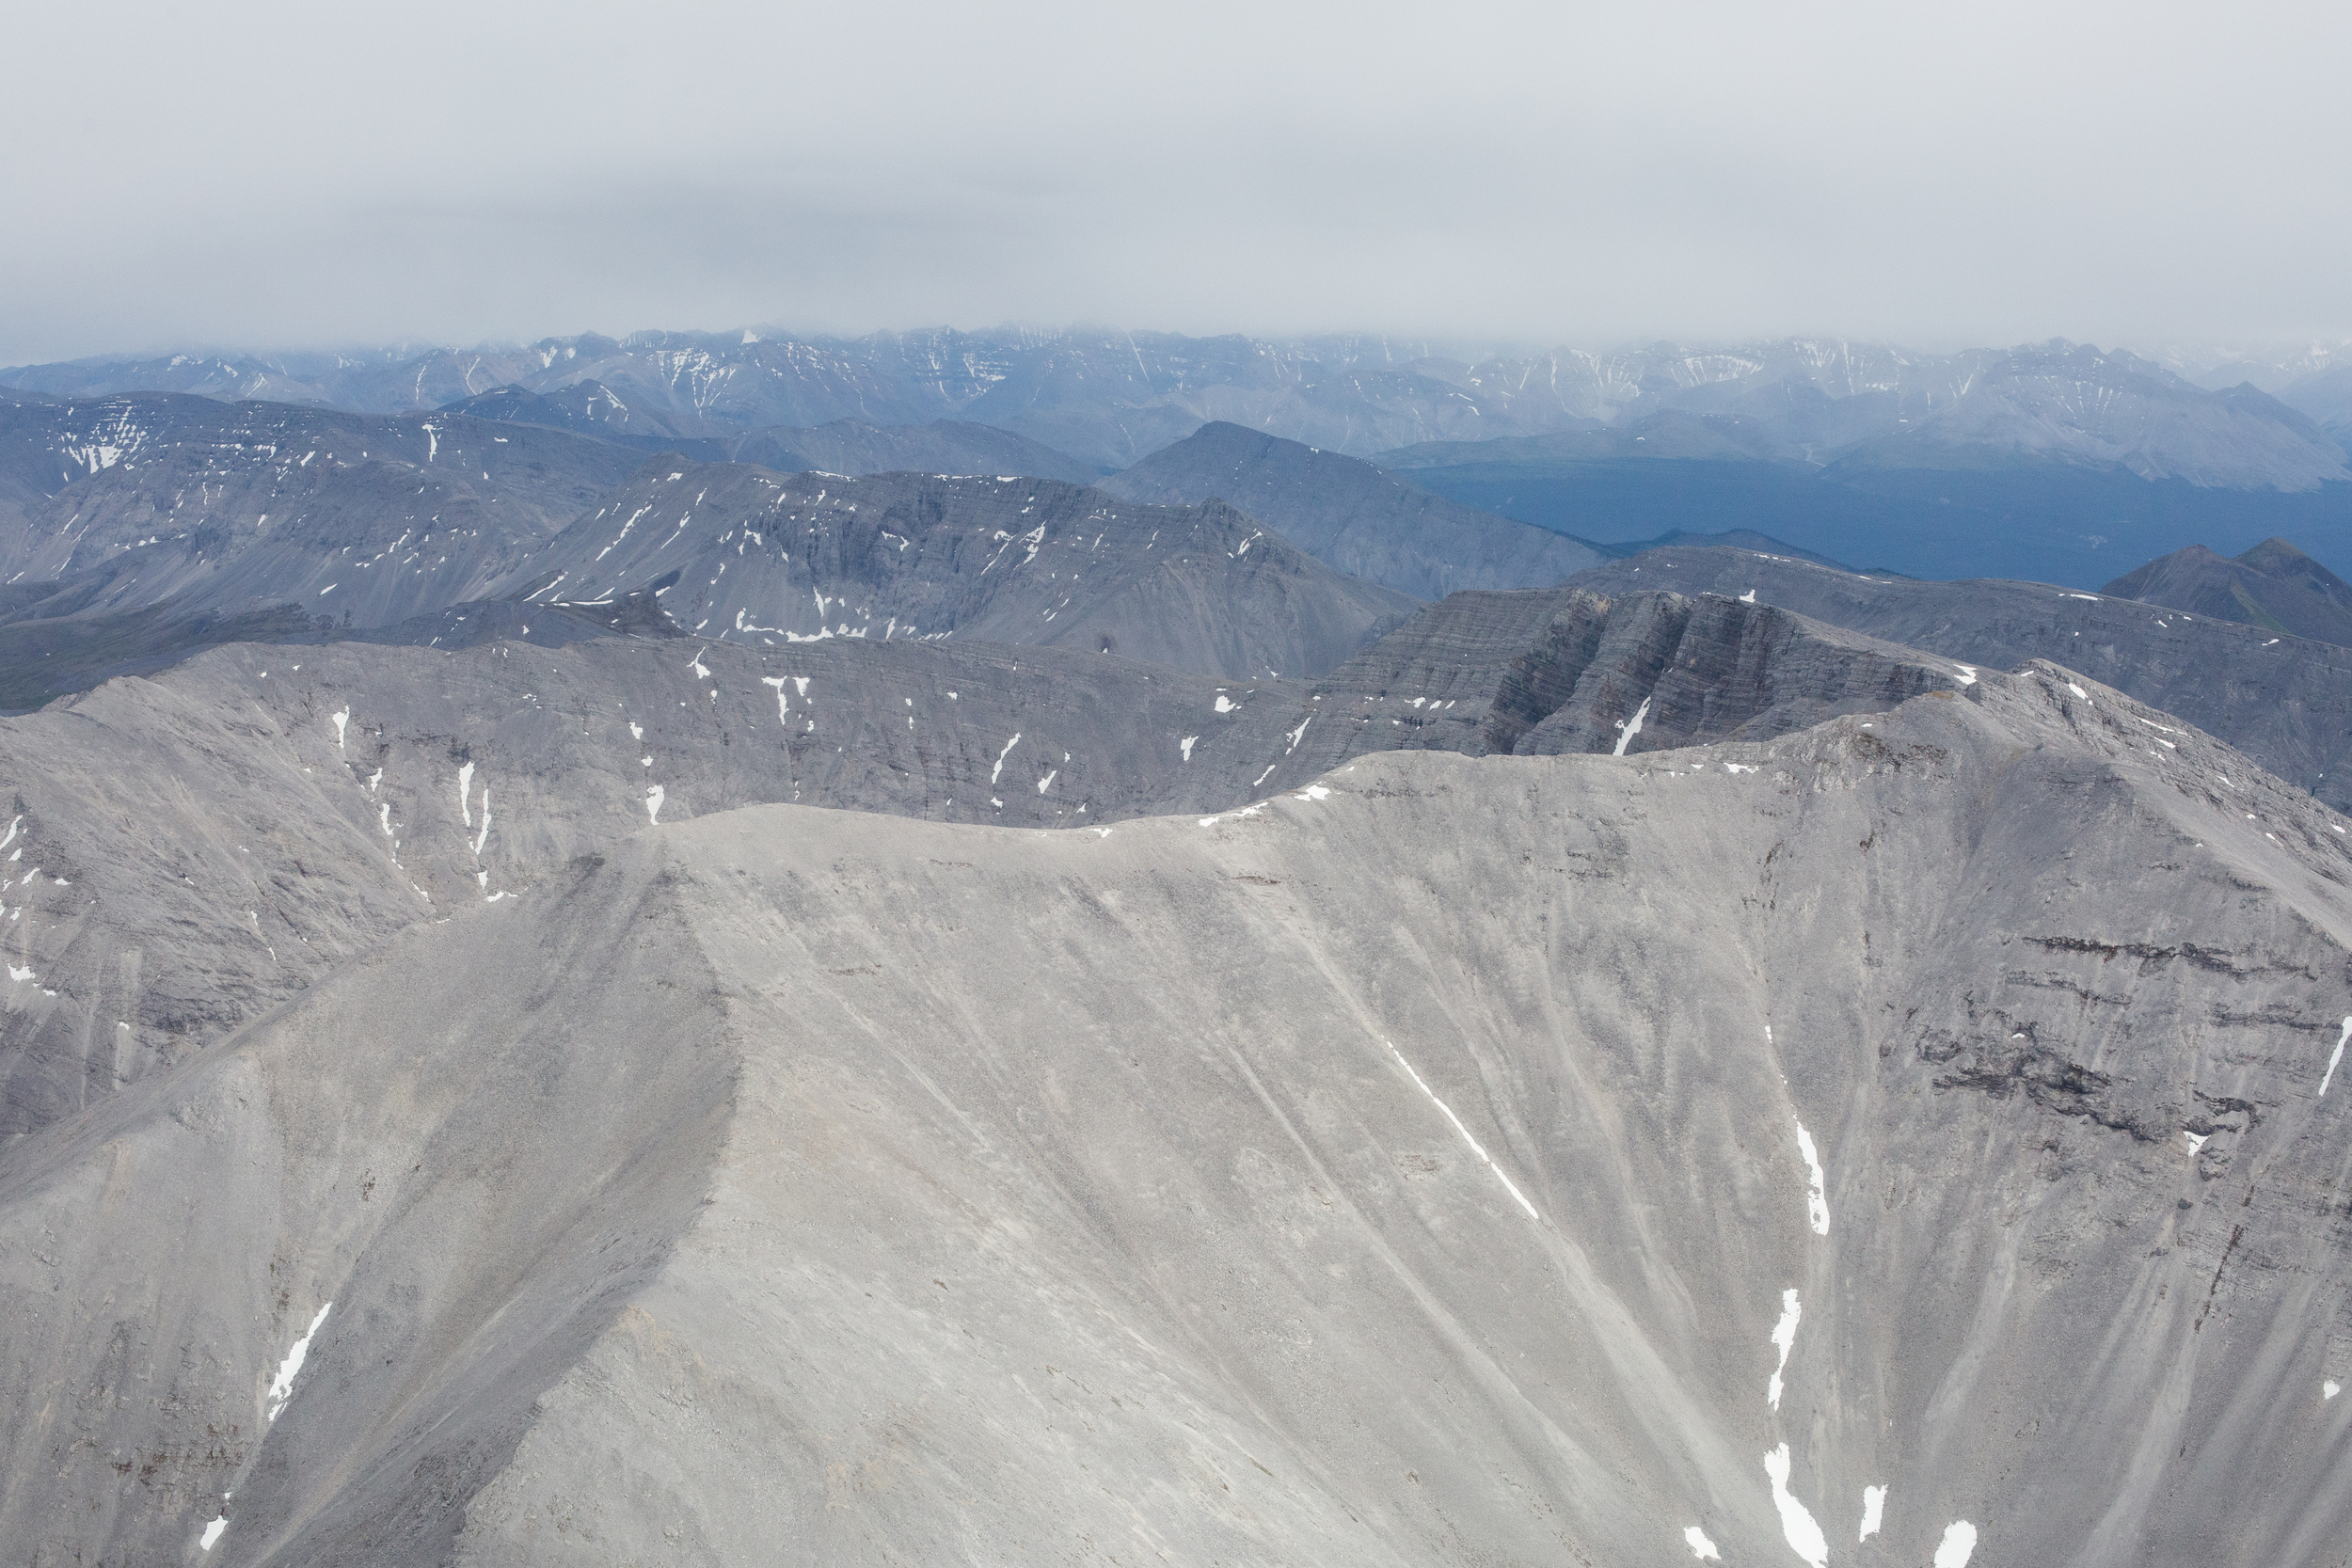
1794,1120 -> 1830,1235
2327,1380 -> 2341,1400
1933,1520 -> 1978,1567
992,734 -> 1021,784
1762,1444 -> 1828,1568
1383,1038 -> 1539,1220
265,1302 -> 331,1421
1953,664 -> 1979,686
1612,696 -> 1652,756
1683,1524 -> 1720,1560
1180,736 -> 1199,763
645,785 -> 665,824
200,1516 -> 228,1551
1215,693 -> 1237,714
2321,1017 -> 2350,1097
457,762 -> 475,827
1769,1289 -> 1802,1408
1859,1483 -> 1886,1542
331,709 -> 349,751
1036,769 -> 1057,795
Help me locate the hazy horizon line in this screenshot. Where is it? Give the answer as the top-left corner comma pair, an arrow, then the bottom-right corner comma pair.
11,324 -> 2352,377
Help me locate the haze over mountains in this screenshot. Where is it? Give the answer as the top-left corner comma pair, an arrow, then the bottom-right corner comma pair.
6,317 -> 2352,1566
13,327 -> 2348,588
8,329 -> 2344,478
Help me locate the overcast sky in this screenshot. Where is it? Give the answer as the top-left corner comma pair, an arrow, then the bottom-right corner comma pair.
6,0 -> 2345,364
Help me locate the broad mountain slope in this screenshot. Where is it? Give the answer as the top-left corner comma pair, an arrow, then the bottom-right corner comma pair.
502,460 -> 1420,679
1567,546 -> 2352,808
1102,421 -> 1606,599
2103,537 -> 2352,646
723,417 -> 1101,483
432,381 -> 724,453
0,588 -> 1964,1135
0,393 -> 639,627
6,667 -> 2352,1564
442,383 -> 1103,483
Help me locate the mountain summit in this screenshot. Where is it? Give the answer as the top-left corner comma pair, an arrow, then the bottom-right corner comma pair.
2103,535 -> 2352,645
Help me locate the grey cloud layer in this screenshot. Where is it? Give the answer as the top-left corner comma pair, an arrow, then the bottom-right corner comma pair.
6,0 -> 2347,362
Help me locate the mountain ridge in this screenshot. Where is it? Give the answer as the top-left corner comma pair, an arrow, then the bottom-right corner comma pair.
1100,420 -> 1608,599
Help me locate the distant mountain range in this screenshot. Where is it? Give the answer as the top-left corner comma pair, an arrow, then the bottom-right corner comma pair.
8,330 -> 2344,487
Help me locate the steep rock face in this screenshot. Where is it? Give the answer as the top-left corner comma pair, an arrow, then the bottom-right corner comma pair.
1103,421 -> 1604,599
1568,546 -> 2352,811
1478,591 -> 1963,755
2103,537 -> 2352,647
502,461 -> 1421,679
0,394 -> 638,626
1252,587 -> 1968,779
6,673 -> 2352,1564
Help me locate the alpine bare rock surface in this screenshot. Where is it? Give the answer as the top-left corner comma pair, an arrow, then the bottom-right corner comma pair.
1569,546 -> 2352,810
1102,421 -> 1606,598
0,393 -> 638,627
0,588 -> 1966,1135
9,327 -> 2352,1568
0,630 -> 1251,1135
7,660 -> 2352,1564
507,460 -> 1419,679
2103,536 -> 2352,647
